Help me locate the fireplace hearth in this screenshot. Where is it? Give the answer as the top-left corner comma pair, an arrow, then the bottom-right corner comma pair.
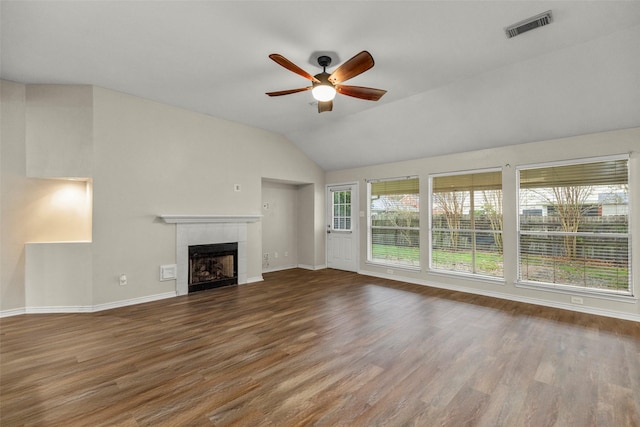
188,242 -> 238,293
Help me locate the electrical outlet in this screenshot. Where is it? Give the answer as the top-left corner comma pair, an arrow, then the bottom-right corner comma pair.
570,296 -> 584,304
119,274 -> 127,286
274,252 -> 279,259
263,253 -> 269,261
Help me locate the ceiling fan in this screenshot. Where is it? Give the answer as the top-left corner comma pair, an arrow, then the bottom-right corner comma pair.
266,51 -> 387,113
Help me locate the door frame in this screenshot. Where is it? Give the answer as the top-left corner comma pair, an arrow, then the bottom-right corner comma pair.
326,182 -> 359,272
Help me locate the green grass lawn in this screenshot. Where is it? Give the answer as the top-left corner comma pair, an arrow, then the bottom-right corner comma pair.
372,243 -> 629,290
371,244 -> 419,264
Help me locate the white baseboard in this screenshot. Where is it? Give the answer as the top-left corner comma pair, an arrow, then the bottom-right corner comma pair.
359,270 -> 640,323
1,292 -> 177,316
0,307 -> 27,318
92,292 -> 177,312
297,264 -> 327,271
262,264 -> 297,274
246,276 -> 264,283
25,305 -> 94,314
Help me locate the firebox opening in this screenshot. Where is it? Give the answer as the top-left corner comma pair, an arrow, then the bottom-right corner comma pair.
188,242 -> 238,293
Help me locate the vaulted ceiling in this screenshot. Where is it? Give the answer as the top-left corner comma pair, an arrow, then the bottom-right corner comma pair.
2,1 -> 640,170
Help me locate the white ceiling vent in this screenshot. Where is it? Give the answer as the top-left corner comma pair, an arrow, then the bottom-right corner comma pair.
505,10 -> 553,38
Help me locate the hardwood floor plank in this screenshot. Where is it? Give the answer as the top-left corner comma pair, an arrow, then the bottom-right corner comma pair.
2,268 -> 639,426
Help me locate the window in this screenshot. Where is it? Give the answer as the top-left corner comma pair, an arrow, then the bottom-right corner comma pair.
368,177 -> 419,267
518,156 -> 630,295
430,170 -> 503,278
331,188 -> 352,231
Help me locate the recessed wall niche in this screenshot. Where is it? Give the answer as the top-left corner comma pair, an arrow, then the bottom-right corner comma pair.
27,178 -> 93,243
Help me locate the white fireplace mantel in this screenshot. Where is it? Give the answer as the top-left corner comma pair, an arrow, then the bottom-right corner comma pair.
158,214 -> 262,224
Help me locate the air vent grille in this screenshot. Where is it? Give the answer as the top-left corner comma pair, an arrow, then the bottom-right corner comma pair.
505,10 -> 553,38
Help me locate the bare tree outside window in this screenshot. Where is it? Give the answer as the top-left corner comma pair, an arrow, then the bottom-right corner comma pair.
531,185 -> 593,258
481,190 -> 503,254
433,191 -> 466,250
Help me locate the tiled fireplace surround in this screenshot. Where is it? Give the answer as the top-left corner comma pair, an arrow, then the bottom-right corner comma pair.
159,215 -> 261,295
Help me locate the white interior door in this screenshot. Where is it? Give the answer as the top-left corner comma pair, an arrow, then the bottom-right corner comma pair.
327,184 -> 358,272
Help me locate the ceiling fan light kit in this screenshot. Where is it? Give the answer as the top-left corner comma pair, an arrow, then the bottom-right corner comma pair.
311,85 -> 336,102
266,51 -> 386,113
311,59 -> 337,101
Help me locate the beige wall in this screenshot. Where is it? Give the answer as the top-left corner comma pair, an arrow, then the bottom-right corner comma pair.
1,80 -> 28,311
26,84 -> 93,178
1,81 -> 325,312
261,180 -> 300,271
326,128 -> 640,321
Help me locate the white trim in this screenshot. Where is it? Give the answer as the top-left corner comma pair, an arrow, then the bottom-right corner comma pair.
25,305 -> 94,314
0,307 -> 27,318
262,264 -> 297,273
515,281 -> 636,303
158,214 -> 262,224
359,270 -> 639,322
365,261 -> 420,271
90,292 -> 177,312
428,269 -> 506,285
298,264 -> 327,270
2,292 -> 177,316
246,276 -> 264,283
86,292 -> 177,311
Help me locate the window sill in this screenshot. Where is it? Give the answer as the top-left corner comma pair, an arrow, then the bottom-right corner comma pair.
515,281 -> 637,303
427,269 -> 506,285
365,261 -> 421,272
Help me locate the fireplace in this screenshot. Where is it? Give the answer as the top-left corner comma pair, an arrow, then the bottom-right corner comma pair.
159,215 -> 260,296
188,242 -> 238,293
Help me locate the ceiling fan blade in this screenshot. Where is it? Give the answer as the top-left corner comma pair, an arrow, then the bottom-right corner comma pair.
266,87 -> 312,97
328,51 -> 375,85
336,85 -> 387,101
318,100 -> 333,113
269,54 -> 321,83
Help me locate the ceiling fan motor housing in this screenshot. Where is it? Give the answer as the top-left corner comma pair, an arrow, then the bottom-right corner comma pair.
313,72 -> 333,87
317,55 -> 332,68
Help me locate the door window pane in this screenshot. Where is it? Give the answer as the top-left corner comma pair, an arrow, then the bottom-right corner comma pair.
332,190 -> 352,231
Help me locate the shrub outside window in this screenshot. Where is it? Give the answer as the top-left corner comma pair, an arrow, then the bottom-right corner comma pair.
518,156 -> 631,295
368,177 -> 419,268
430,170 -> 503,278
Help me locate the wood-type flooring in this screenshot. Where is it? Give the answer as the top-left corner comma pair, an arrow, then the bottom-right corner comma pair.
1,268 -> 639,426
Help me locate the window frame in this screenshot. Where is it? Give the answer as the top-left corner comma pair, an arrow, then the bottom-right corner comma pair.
428,167 -> 504,281
366,176 -> 420,269
516,154 -> 633,299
